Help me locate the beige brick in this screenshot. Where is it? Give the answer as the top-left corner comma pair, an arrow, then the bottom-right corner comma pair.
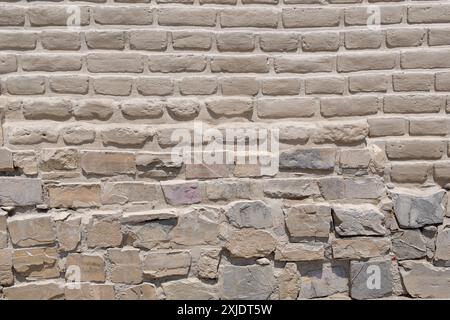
409,118 -> 448,136
436,72 -> 450,91
386,28 -> 426,48
40,31 -> 81,50
74,99 -> 114,120
81,151 -> 136,176
66,254 -> 105,282
180,77 -> 218,95
93,77 -> 132,96
6,76 -> 45,95
28,6 -> 90,26
129,30 -> 168,51
148,55 -> 207,73
260,33 -> 299,52
172,31 -> 212,50
258,98 -> 318,118
4,281 -> 64,300
391,163 -> 430,184
136,77 -> 174,96
50,76 -> 89,95
262,78 -> 300,96
386,140 -> 445,160
339,149 -> 371,169
221,9 -> 277,28
87,53 -> 143,73
401,49 -> 450,69
0,54 -> 17,74
344,30 -> 383,50
368,118 -> 407,137
22,54 -> 82,72
216,32 -> 255,52
220,77 -> 259,96
205,98 -> 253,119
384,95 -> 443,113
282,8 -> 341,28
108,248 -> 143,285
434,161 -> 450,185
143,250 -> 191,278
344,6 -> 403,26
86,213 -> 123,248
393,73 -> 434,92
159,8 -> 216,26
0,249 -> 13,286
429,28 -> 450,46
349,74 -> 389,93
274,56 -> 334,73
408,4 -> 450,24
211,55 -> 269,73
8,215 -> 55,248
0,32 -> 37,50
301,32 -> 340,52
48,183 -> 102,208
305,77 -> 345,95
85,31 -> 126,50
94,7 -> 153,25
0,6 -> 25,26
321,96 -> 381,117
338,52 -> 397,72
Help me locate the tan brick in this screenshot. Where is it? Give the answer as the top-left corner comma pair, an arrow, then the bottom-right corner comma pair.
216,32 -> 255,52
306,77 -> 345,95
86,212 -> 123,248
391,163 -> 430,184
172,31 -> 212,50
211,55 -> 269,73
159,8 -> 216,26
94,7 -> 153,25
221,9 -> 277,28
321,96 -> 381,117
393,73 -> 434,92
338,52 -> 397,72
409,118 -> 448,136
48,183 -> 102,208
108,248 -> 143,285
386,28 -> 426,48
386,140 -> 445,160
344,30 -> 383,50
282,8 -> 341,28
66,254 -> 105,282
384,95 -> 443,113
8,215 -> 55,248
275,56 -> 335,73
301,32 -> 340,52
368,118 -> 407,137
81,151 -> 136,176
262,78 -> 300,96
4,281 -> 64,300
260,33 -> 299,52
258,98 -> 318,119
349,74 -> 389,93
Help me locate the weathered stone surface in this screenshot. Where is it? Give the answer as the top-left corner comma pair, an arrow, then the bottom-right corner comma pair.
131,221 -> 175,250
332,204 -> 386,236
221,264 -> 276,300
263,178 -> 320,199
66,254 -> 105,283
279,263 -> 300,300
81,151 -> 136,176
226,229 -> 276,258
391,188 -> 446,228
121,209 -> 177,224
284,204 -> 331,240
143,250 -> 190,278
0,178 -> 42,206
162,278 -> 217,300
313,121 -> 369,144
170,207 -> 220,246
102,182 -> 164,205
56,217 -> 81,252
226,200 -> 272,229
0,148 -> 14,171
299,263 -> 348,299
13,247 -> 59,280
3,281 -> 65,300
40,148 -> 78,171
400,260 -> 450,299
0,249 -> 13,286
8,215 -> 55,247
48,183 -> 101,208
0,210 -> 7,248
279,148 -> 336,171
275,243 -> 325,262
197,248 -> 221,280
116,284 -> 158,300
108,248 -> 143,284
65,283 -> 115,300
332,237 -> 391,259
350,259 -> 392,300
161,181 -> 202,206
392,229 -> 427,260
87,214 -> 122,248
435,226 -> 450,264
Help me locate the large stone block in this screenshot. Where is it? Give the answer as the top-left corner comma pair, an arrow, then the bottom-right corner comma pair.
226,200 -> 272,229
0,178 -> 42,206
8,215 -> 55,247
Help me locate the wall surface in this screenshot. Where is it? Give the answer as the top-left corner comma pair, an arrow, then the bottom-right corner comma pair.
0,0 -> 450,300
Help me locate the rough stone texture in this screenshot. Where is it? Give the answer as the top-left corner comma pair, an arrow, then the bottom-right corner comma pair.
350,259 -> 392,300
0,1 -> 449,300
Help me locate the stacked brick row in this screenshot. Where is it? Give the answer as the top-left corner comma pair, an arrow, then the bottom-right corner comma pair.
0,0 -> 449,300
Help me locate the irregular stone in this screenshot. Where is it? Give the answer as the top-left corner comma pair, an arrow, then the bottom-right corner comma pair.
108,248 -> 143,285
400,260 -> 450,299
62,125 -> 96,145
136,152 -> 182,178
102,182 -> 164,205
313,121 -> 369,144
117,284 -> 157,300
350,259 -> 392,300
299,263 -> 348,299
171,206 -> 220,246
162,278 -> 217,300
65,254 -> 105,283
13,247 -> 59,280
7,124 -> 59,145
121,209 -> 177,224
73,99 -> 114,120
392,229 -> 427,260
343,177 -> 385,200
65,283 -> 115,300
120,100 -> 165,119
332,204 -> 386,236
226,200 -> 272,229
3,281 -> 65,300
81,151 -> 136,176
56,217 -> 81,252
0,210 -> 7,248
263,178 -> 320,199
279,263 -> 300,300
8,214 -> 55,247
0,249 -> 13,286
226,229 -> 276,258
275,243 -> 325,262
131,220 -> 175,250
0,148 -> 14,171
48,183 -> 101,208
13,151 -> 38,175
101,126 -> 152,147
332,237 -> 391,259
205,179 -> 261,201
435,226 -> 450,264
142,250 -> 190,278
279,148 -> 336,171
166,99 -> 200,120
391,188 -> 446,228
197,247 -> 221,280
0,178 -> 42,206
87,214 -> 122,248
161,181 -> 202,206
221,264 -> 276,300
185,163 -> 231,179
40,148 -> 78,171
284,204 -> 331,240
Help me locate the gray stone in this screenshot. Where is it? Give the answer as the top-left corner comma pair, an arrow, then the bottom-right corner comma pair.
221,264 -> 276,300
299,263 -> 348,299
343,177 -> 385,200
391,188 -> 446,228
162,278 -> 217,300
226,200 -> 272,229
279,148 -> 336,171
400,260 -> 450,299
435,226 -> 450,264
143,250 -> 190,278
392,229 -> 427,260
285,204 -> 331,240
279,263 -> 300,300
350,259 -> 392,300
263,178 -> 320,199
226,229 -> 276,258
8,214 -> 55,247
332,204 -> 386,236
332,237 -> 391,259
0,210 -> 7,248
0,178 -> 42,206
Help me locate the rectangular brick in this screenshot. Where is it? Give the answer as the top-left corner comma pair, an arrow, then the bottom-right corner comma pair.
386,140 -> 445,160
274,56 -> 335,73
338,52 -> 397,72
283,8 -> 341,28
94,7 -> 153,25
221,9 -> 278,28
384,95 -> 443,113
321,96 -> 381,117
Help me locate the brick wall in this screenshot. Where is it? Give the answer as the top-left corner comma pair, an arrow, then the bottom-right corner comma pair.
0,0 -> 449,300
